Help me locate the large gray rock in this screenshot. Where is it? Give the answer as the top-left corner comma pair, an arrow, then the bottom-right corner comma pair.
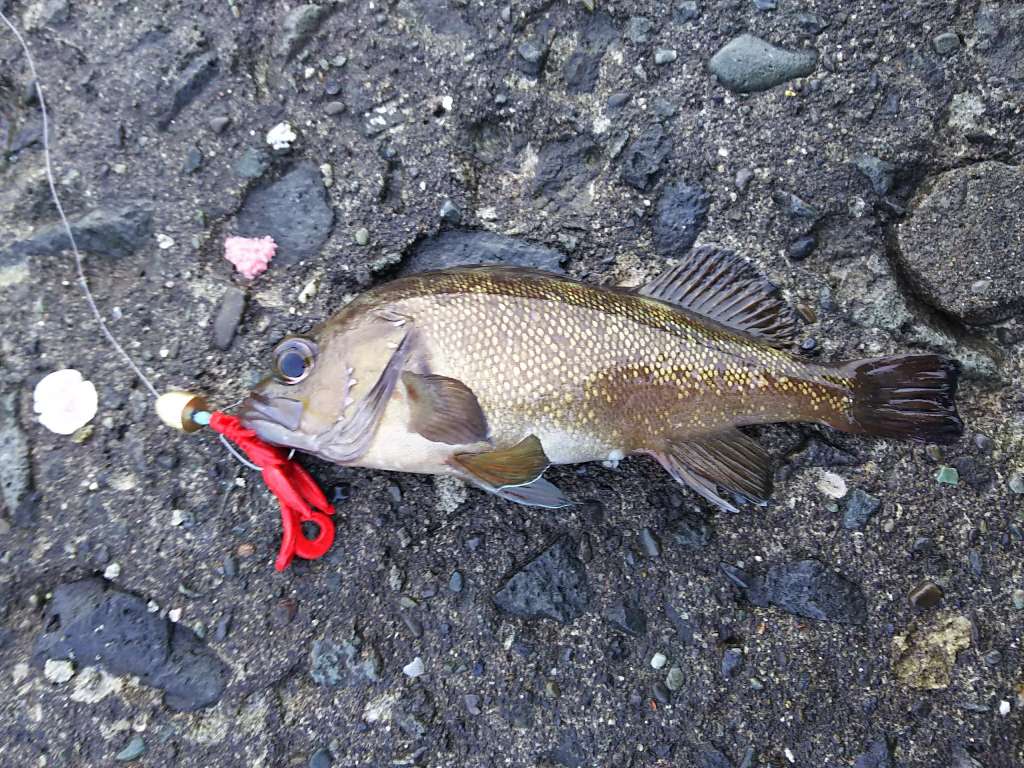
236,163 -> 334,265
4,206 -> 152,260
34,578 -> 229,711
895,161 -> 1024,325
493,537 -> 590,623
709,34 -> 817,93
400,230 -> 565,275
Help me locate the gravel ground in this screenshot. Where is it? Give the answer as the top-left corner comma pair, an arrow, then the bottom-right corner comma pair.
1,1 -> 1022,766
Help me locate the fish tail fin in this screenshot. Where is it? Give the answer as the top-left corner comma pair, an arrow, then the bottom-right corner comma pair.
839,354 -> 963,444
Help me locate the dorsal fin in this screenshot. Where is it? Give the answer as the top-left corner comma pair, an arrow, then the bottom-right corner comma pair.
637,245 -> 799,348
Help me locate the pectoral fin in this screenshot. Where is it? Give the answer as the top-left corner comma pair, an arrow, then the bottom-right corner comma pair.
402,371 -> 488,445
650,428 -> 772,512
452,435 -> 550,488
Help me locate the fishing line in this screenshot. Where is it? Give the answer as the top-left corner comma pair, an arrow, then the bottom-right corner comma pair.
0,8 -> 159,400
2,11 -> 337,569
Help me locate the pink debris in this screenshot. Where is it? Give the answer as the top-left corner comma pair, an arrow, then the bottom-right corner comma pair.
224,235 -> 277,279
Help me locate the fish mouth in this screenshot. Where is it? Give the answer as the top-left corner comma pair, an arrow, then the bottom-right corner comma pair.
238,392 -> 307,446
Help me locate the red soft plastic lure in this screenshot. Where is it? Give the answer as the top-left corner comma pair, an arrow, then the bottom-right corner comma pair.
208,411 -> 335,571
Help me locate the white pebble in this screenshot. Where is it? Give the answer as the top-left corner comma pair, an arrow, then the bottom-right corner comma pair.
44,659 -> 75,684
170,509 -> 186,526
266,122 -> 297,150
103,562 -> 121,580
168,608 -> 183,623
998,700 -> 1010,716
155,233 -> 175,250
33,369 -> 98,435
402,657 -> 425,678
784,747 -> 795,763
650,652 -> 667,670
817,470 -> 848,499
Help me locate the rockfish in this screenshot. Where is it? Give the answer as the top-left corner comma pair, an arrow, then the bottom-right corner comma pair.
240,245 -> 962,510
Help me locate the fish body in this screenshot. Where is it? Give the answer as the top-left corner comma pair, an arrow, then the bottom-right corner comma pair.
241,246 -> 962,510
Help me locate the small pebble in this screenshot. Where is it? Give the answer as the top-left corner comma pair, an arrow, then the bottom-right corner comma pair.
210,116 -> 231,133
754,0 -> 777,9
464,694 -> 481,715
309,748 -> 332,768
735,168 -> 754,191
982,649 -> 1001,666
998,700 -> 1011,716
1012,589 -> 1024,610
324,101 -> 345,115
354,227 -> 370,246
439,199 -> 462,224
115,736 -> 146,763
403,657 -> 425,678
651,681 -> 671,704
448,570 -> 464,593
788,235 -> 817,261
721,648 -> 744,679
639,527 -> 661,557
104,562 -> 121,580
1008,471 -> 1024,494
44,659 -> 75,684
654,48 -> 678,65
665,666 -> 684,691
909,580 -> 943,609
935,466 -> 959,485
933,32 -> 960,56
650,652 -> 667,670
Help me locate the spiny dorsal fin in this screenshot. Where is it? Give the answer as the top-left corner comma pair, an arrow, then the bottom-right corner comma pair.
653,428 -> 772,512
452,435 -> 550,489
638,245 -> 799,348
402,371 -> 489,445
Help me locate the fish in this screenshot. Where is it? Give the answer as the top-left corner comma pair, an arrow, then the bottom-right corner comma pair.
239,245 -> 962,510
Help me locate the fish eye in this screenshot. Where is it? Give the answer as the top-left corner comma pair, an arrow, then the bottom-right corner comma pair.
273,338 -> 317,384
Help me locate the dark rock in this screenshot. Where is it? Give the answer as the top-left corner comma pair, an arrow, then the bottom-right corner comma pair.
236,163 -> 334,265
697,745 -> 734,768
6,206 -> 152,259
853,736 -> 893,768
895,162 -> 1024,324
652,181 -> 710,255
651,681 -> 671,704
156,52 -> 218,130
233,148 -> 271,179
909,580 -> 943,609
854,155 -> 896,196
949,745 -> 983,768
516,40 -> 548,78
401,230 -> 564,275
621,124 -> 671,191
0,390 -> 32,520
667,508 -> 713,548
674,2 -> 699,23
439,199 -> 462,224
605,601 -> 647,636
787,437 -> 861,469
788,235 -> 817,260
551,731 -> 586,768
563,12 -> 617,94
182,145 -> 203,174
740,559 -> 868,624
709,35 -> 817,93
721,648 -> 743,679
951,456 -> 993,491
277,4 -> 330,60
533,135 -> 601,198
842,488 -> 881,530
772,189 -> 819,221
607,92 -> 631,110
493,537 -> 590,623
33,578 -> 228,710
212,286 -> 246,350
796,12 -> 829,34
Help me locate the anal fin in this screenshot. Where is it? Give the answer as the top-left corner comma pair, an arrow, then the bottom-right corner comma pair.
650,428 -> 772,512
451,435 -> 550,489
637,244 -> 799,348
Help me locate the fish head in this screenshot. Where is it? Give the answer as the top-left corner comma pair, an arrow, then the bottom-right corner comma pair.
238,317 -> 402,453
